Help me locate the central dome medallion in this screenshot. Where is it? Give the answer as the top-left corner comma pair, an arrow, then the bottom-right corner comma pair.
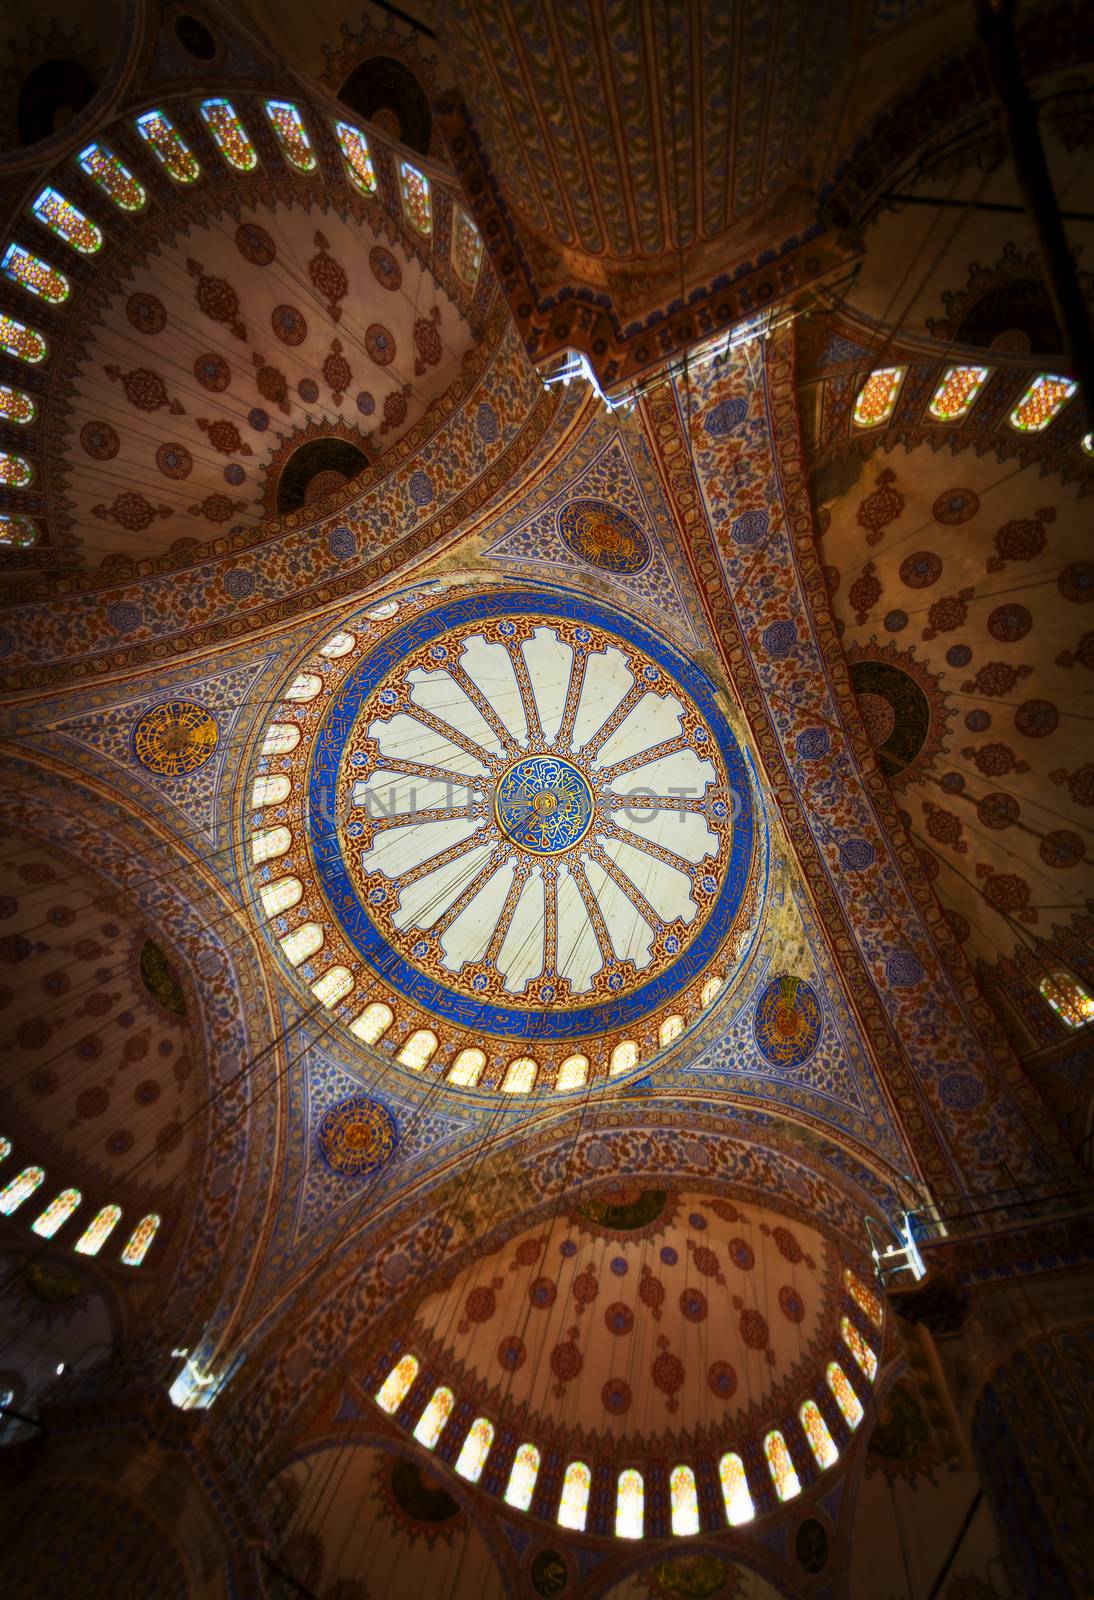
494,756 -> 595,853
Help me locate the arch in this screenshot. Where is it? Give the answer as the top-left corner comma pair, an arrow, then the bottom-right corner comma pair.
77,143 -> 146,212
17,58 -> 98,148
251,775 -> 291,808
556,1053 -> 588,1091
701,975 -> 724,1006
504,1443 -> 539,1509
121,1214 -> 160,1266
669,1464 -> 699,1535
1010,373 -> 1077,432
75,1205 -> 122,1256
399,160 -> 432,235
276,438 -> 369,515
280,923 -> 324,967
826,1360 -> 863,1427
0,386 -> 36,426
259,876 -> 303,918
252,826 -> 291,864
311,966 -> 354,1007
263,100 -> 316,172
1038,971 -> 1094,1030
0,513 -> 38,546
764,1430 -> 801,1501
338,55 -> 432,156
351,1003 -> 394,1045
615,1468 -> 644,1538
842,1266 -> 884,1327
800,1399 -> 838,1468
261,722 -> 301,756
398,1029 -> 438,1069
928,363 -> 989,421
319,631 -> 356,659
448,1048 -> 486,1087
840,1314 -> 877,1380
557,1461 -> 591,1531
30,1188 -> 80,1238
198,98 -> 257,172
0,1166 -> 44,1215
659,1014 -> 684,1048
501,1056 -> 536,1093
135,110 -> 200,183
452,209 -> 483,285
718,1452 -> 754,1525
610,1040 -> 639,1076
284,672 -> 323,703
334,120 -> 377,195
853,367 -> 905,428
0,450 -> 33,488
375,1353 -> 418,1414
454,1416 -> 494,1483
413,1386 -> 454,1448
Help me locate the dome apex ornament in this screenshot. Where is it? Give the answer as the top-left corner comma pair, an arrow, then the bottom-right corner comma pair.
495,756 -> 594,854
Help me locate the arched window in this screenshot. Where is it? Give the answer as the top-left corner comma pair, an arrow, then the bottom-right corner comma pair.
454,1416 -> 494,1482
312,966 -> 353,1007
264,101 -> 316,171
928,364 -> 989,421
718,1452 -> 754,1525
0,1166 -> 45,1215
367,601 -> 399,620
399,160 -> 433,235
334,121 -> 377,195
0,313 -> 47,365
1,244 -> 69,304
120,1213 -> 160,1266
448,1048 -> 486,1088
259,877 -> 303,918
78,143 -> 146,211
610,1040 -> 638,1076
413,1385 -> 454,1448
261,722 -> 300,756
701,975 -> 724,1007
659,1014 -> 684,1048
252,826 -> 291,864
251,775 -> 291,808
853,367 -> 905,428
615,1468 -> 644,1539
842,1266 -> 884,1327
319,631 -> 356,659
31,187 -> 102,253
199,99 -> 258,171
556,1054 -> 588,1091
398,1029 -> 438,1069
1038,972 -> 1094,1030
764,1430 -> 801,1501
285,672 -> 322,703
0,384 -> 36,425
0,514 -> 38,547
0,1137 -> 10,1162
280,923 -> 324,967
75,1204 -> 121,1256
502,1056 -> 536,1093
31,1187 -> 80,1238
826,1360 -> 863,1427
1010,373 -> 1077,432
375,1353 -> 418,1414
840,1314 -> 877,1381
0,451 -> 33,488
452,208 -> 483,284
557,1460 -> 591,1531
351,1003 -> 394,1045
670,1464 -> 699,1536
504,1443 -> 540,1510
800,1399 -> 838,1468
135,111 -> 201,183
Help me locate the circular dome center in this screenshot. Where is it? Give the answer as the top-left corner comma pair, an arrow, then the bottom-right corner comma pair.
495,756 -> 594,854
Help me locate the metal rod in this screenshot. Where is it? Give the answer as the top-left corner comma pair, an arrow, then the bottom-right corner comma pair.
880,190 -> 1094,224
927,1492 -> 984,1600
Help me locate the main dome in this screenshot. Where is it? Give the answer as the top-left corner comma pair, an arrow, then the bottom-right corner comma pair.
245,582 -> 765,1089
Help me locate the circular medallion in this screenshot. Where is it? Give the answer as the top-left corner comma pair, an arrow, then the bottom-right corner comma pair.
132,701 -> 219,775
365,323 -> 396,365
80,421 -> 119,460
236,223 -> 276,266
557,498 -> 651,574
271,304 -> 307,346
495,756 -> 594,854
753,977 -> 823,1067
316,1094 -> 397,1176
126,292 -> 166,335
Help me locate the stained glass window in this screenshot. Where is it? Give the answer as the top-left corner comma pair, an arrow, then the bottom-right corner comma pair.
502,1056 -> 536,1093
556,1053 -> 588,1091
376,1353 -> 419,1414
0,515 -> 38,548
452,208 -> 483,284
261,722 -> 300,756
75,1204 -> 121,1256
615,1468 -> 644,1539
285,672 -> 323,702
252,826 -> 291,864
312,966 -> 353,1007
135,111 -> 201,183
1038,972 -> 1094,1029
199,99 -> 258,171
670,1464 -> 700,1536
351,1003 -> 394,1045
800,1399 -> 839,1468
557,1460 -> 591,1531
413,1385 -> 454,1448
763,1430 -> 801,1501
455,1416 -> 494,1482
77,143 -> 146,212
701,975 -> 724,1006
449,1047 -> 486,1087
0,1137 -> 10,1162
504,1443 -> 540,1510
0,1166 -> 45,1215
840,1314 -> 878,1381
335,121 -> 377,194
399,1029 -> 438,1069
852,367 -> 905,428
280,922 -> 324,966
1083,432 -> 1093,457
826,1360 -> 863,1427
1,243 -> 69,304
264,101 -> 316,172
928,364 -> 989,421
399,160 -> 433,236
260,877 -> 302,918
31,187 -> 102,254
319,631 -> 356,658
610,1040 -> 638,1075
0,452 -> 33,488
0,313 -> 47,365
718,1452 -> 754,1525
0,384 -> 36,425
252,775 -> 291,808
1009,373 -> 1077,432
842,1266 -> 884,1326
659,1014 -> 684,1048
31,1187 -> 81,1238
120,1213 -> 160,1266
